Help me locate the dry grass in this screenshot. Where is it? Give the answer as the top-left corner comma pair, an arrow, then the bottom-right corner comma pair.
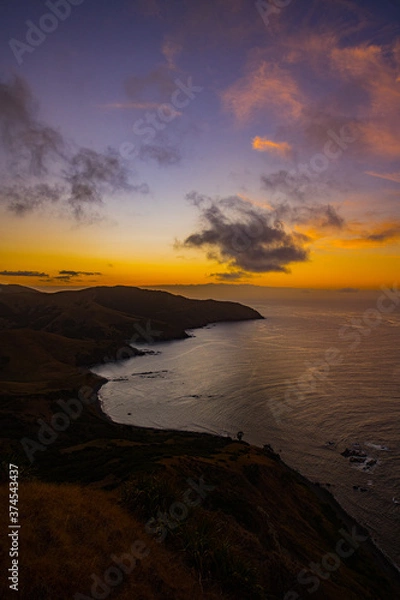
0,481 -> 223,600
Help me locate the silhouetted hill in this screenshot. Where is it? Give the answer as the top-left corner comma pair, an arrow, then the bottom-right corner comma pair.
0,283 -> 39,294
1,286 -> 400,599
0,285 -> 262,394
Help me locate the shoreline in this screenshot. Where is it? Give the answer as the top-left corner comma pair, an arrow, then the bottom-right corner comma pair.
93,375 -> 400,581
3,286 -> 400,596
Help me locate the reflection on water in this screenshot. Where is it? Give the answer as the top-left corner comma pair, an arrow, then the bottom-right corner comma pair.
93,291 -> 400,567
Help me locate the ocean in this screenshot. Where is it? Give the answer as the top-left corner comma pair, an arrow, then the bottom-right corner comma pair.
92,289 -> 400,568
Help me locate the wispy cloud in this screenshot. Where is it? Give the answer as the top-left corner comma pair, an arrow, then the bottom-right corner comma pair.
209,271 -> 250,281
0,77 -> 149,223
334,220 -> 400,247
162,36 -> 182,69
51,270 -> 103,282
0,76 -> 64,176
0,270 -> 49,277
59,270 -> 102,277
221,60 -> 304,124
252,136 -> 292,157
64,147 -> 132,220
0,183 -> 65,216
365,171 -> 400,184
139,144 -> 181,166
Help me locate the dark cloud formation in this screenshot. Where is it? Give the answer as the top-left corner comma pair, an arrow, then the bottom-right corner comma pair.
209,271 -> 248,281
139,144 -> 181,166
59,270 -> 102,277
64,147 -> 133,220
0,270 -> 49,277
0,270 -> 103,282
261,169 -> 308,201
54,270 -> 103,282
0,77 -> 64,175
319,204 -> 345,229
44,270 -> 104,282
261,169 -> 339,204
273,202 -> 345,230
0,183 -> 65,216
0,77 -> 149,222
366,227 -> 400,242
260,165 -> 346,231
179,193 -> 309,274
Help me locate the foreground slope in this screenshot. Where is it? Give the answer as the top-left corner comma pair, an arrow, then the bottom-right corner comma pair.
1,285 -> 399,599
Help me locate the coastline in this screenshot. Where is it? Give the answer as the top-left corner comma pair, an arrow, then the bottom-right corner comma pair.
93,371 -> 400,581
2,285 -> 400,598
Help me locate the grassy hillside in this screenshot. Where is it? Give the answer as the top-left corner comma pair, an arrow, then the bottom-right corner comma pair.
0,285 -> 262,395
1,285 -> 399,599
1,437 -> 400,600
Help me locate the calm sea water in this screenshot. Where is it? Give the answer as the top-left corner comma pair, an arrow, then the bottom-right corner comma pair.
92,290 -> 400,568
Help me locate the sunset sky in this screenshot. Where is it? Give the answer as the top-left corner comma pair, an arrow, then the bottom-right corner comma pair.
0,0 -> 399,290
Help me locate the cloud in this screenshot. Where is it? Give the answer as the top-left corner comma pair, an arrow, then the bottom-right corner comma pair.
366,227 -> 400,242
59,270 -> 102,277
0,183 -> 64,216
301,39 -> 400,159
178,193 -> 309,274
219,16 -> 400,165
252,136 -> 292,157
162,37 -> 182,69
53,275 -> 73,281
0,77 -> 148,222
209,271 -> 249,281
335,220 -> 400,247
261,169 -> 338,204
139,144 -> 181,166
49,270 -> 103,283
132,182 -> 150,194
0,270 -> 49,277
0,76 -> 64,175
64,147 -> 133,219
221,60 -> 304,124
358,121 -> 400,159
274,202 -> 345,230
365,171 -> 400,184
